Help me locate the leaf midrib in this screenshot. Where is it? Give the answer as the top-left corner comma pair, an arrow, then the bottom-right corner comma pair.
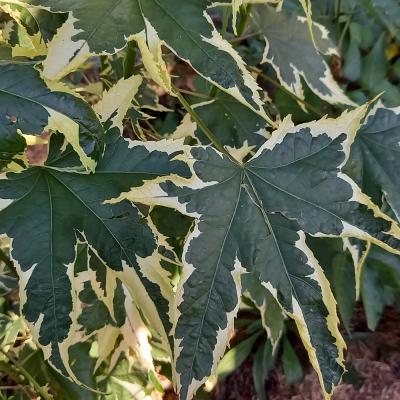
243,170 -> 302,310
247,167 -> 349,228
43,173 -> 62,348
45,170 -> 141,274
181,170 -> 243,383
243,170 -> 333,383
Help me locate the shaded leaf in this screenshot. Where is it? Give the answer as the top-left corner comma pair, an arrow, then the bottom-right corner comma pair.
252,340 -> 275,400
192,89 -> 268,149
282,336 -> 303,384
251,5 -> 354,105
216,331 -> 261,381
362,245 -> 400,330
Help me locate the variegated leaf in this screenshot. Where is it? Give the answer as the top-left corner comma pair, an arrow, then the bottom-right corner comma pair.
121,105 -> 400,399
29,0 -> 271,123
306,237 -> 357,330
0,2 -> 48,58
74,247 -> 155,373
0,62 -> 104,171
0,129 -> 26,172
0,134 -> 190,379
250,5 -> 355,106
93,74 -> 143,134
345,104 -> 400,221
23,6 -> 68,43
242,272 -> 284,349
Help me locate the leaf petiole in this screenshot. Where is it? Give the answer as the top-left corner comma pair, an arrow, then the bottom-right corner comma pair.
172,84 -> 239,164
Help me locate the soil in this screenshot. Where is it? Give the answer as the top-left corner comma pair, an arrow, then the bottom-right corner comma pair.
214,306 -> 400,400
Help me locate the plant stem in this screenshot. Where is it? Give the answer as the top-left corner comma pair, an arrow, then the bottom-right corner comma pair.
229,31 -> 261,44
159,254 -> 182,267
221,7 -> 231,39
250,67 -> 325,117
172,84 -> 238,163
0,348 -> 53,400
124,41 -> 137,79
178,89 -> 212,100
237,4 -> 253,37
338,12 -> 353,50
143,120 -> 163,140
335,0 -> 342,19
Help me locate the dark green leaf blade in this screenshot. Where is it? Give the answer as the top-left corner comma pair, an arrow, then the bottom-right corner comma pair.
0,137 -> 190,377
0,62 -> 105,170
346,104 -> 400,221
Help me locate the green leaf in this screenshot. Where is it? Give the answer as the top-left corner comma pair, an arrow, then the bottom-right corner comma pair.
0,62 -> 104,171
374,80 -> 400,108
0,315 -> 24,351
74,245 -> 157,374
0,135 -> 190,378
360,34 -> 387,89
217,331 -> 261,381
126,105 -> 400,399
361,245 -> 400,330
274,82 -> 328,124
361,258 -> 385,330
30,0 -> 270,122
251,5 -> 354,105
0,2 -> 48,59
357,0 -> 400,39
343,38 -> 362,82
282,336 -> 303,384
252,340 -> 275,400
76,268 -> 125,336
16,345 -> 95,400
346,104 -> 400,220
0,273 -> 17,296
148,370 -> 164,394
99,356 -> 149,400
0,129 -> 26,172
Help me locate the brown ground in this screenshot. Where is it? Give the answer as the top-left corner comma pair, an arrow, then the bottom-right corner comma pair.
214,307 -> 400,400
